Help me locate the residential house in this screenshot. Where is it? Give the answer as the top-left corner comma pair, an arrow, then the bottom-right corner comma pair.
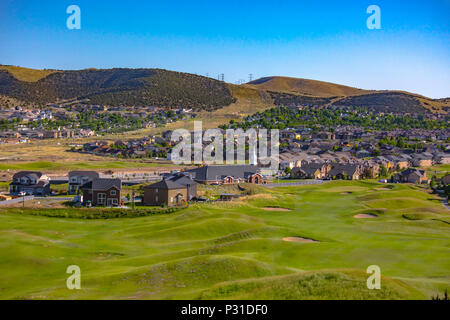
291,162 -> 329,179
143,180 -> 188,207
441,174 -> 450,186
184,165 -> 266,185
81,178 -> 122,206
166,173 -> 198,200
392,168 -> 428,184
68,171 -> 100,194
412,154 -> 433,167
327,164 -> 362,180
433,153 -> 450,165
9,171 -> 51,196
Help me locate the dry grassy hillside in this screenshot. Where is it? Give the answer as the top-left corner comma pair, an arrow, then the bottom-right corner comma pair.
247,76 -> 449,114
0,65 -> 447,114
247,76 -> 371,97
0,65 -> 59,82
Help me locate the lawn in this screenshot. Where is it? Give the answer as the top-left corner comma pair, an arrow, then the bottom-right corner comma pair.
0,180 -> 448,300
0,160 -> 174,172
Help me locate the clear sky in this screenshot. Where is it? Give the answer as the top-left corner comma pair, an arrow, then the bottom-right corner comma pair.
0,0 -> 449,98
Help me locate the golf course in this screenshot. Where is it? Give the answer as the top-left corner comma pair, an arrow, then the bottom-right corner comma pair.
0,180 -> 448,300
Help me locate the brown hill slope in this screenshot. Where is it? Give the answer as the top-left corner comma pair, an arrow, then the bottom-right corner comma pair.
0,65 -> 60,82
247,76 -> 371,97
247,76 -> 449,114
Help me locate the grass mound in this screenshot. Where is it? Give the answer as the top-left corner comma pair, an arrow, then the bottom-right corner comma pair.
0,207 -> 180,219
82,255 -> 293,299
197,269 -> 423,300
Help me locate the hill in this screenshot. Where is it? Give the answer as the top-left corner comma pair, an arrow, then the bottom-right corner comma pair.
248,76 -> 449,114
0,65 -> 448,114
247,76 -> 371,97
0,66 -> 235,111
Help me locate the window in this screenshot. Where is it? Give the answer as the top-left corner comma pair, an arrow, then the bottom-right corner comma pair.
97,193 -> 106,204
177,189 -> 180,193
155,188 -> 158,193
110,190 -> 116,196
170,197 -> 173,203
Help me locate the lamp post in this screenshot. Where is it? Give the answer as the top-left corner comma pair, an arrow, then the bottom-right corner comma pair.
20,191 -> 25,208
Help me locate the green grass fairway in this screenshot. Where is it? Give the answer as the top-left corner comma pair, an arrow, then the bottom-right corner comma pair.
0,180 -> 448,299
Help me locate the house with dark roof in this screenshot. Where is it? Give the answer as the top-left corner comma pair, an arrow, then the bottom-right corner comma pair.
68,171 -> 100,194
441,174 -> 450,186
81,178 -> 122,206
143,179 -> 188,207
327,164 -> 362,180
9,171 -> 51,196
166,173 -> 197,200
290,163 -> 330,179
391,168 -> 428,184
183,165 -> 266,185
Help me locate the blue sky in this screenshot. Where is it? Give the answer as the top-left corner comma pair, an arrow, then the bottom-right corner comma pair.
0,0 -> 449,98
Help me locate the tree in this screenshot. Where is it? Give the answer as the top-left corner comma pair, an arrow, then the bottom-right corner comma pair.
379,165 -> 388,178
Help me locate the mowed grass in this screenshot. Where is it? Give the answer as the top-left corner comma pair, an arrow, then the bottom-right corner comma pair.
0,161 -> 173,171
0,180 -> 448,300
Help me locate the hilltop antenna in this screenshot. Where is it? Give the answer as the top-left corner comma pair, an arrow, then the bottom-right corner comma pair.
249,74 -> 253,82
221,74 -> 224,82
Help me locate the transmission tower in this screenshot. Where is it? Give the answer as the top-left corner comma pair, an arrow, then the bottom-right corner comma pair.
249,74 -> 253,82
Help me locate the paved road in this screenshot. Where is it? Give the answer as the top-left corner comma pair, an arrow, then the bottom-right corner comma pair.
0,196 -> 34,206
442,198 -> 450,211
264,180 -> 326,188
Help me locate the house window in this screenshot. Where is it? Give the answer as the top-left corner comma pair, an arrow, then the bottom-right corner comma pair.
155,188 -> 158,193
98,193 -> 106,204
155,195 -> 158,202
110,190 -> 117,196
111,198 -> 118,205
170,197 -> 173,203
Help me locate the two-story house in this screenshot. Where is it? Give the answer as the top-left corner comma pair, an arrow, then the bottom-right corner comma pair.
143,179 -> 188,207
68,171 -> 100,194
9,171 -> 51,196
81,178 -> 122,207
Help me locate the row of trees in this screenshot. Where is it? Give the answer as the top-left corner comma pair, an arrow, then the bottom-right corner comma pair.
226,106 -> 449,131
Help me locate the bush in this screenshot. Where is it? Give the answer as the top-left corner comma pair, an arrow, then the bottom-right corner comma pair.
0,207 -> 184,220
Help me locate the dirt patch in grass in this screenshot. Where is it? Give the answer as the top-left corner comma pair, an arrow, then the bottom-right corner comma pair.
263,207 -> 291,212
354,213 -> 377,219
283,237 -> 319,243
341,192 -> 352,195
